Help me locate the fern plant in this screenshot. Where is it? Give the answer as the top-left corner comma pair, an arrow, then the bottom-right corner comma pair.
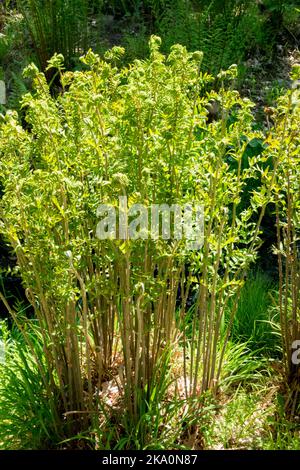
0,39 -> 272,443
6,72 -> 28,111
16,0 -> 102,70
156,0 -> 264,74
268,65 -> 300,418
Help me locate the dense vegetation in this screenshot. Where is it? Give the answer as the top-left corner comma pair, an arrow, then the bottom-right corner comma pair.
0,0 -> 299,450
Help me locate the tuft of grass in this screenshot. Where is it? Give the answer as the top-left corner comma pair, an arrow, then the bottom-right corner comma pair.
220,340 -> 270,391
263,412 -> 300,450
0,321 -> 65,449
230,271 -> 280,354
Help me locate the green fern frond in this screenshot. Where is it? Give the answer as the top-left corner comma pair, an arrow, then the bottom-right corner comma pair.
7,72 -> 28,110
